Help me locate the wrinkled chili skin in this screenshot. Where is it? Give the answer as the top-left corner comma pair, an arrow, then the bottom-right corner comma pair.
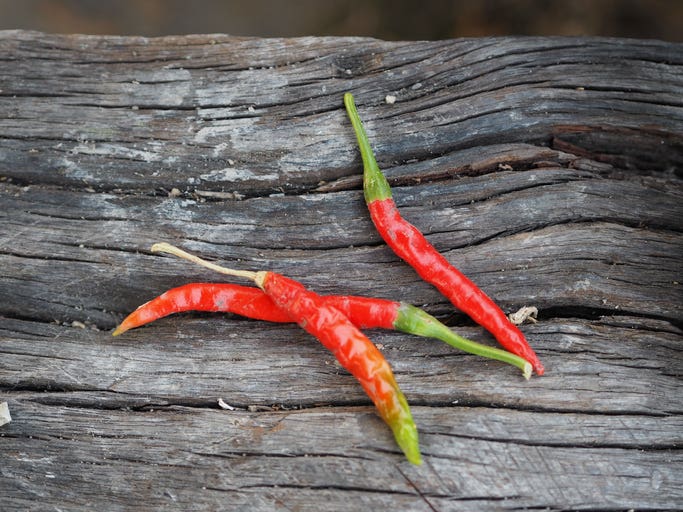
322,294 -> 397,329
113,283 -> 292,335
114,283 -> 398,336
260,272 -> 421,465
369,199 -> 544,375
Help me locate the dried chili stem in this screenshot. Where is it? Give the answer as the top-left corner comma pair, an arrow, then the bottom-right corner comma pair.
151,242 -> 265,285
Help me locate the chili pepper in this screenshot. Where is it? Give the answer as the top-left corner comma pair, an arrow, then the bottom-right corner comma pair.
344,92 -> 544,375
113,282 -> 532,378
112,283 -> 292,333
148,242 -> 422,465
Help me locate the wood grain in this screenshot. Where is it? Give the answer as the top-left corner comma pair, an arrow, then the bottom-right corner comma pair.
1,31 -> 682,511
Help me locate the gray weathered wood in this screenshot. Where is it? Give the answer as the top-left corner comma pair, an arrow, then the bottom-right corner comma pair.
1,31 -> 682,511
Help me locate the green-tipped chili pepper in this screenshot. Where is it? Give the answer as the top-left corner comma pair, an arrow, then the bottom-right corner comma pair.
148,243 -> 422,464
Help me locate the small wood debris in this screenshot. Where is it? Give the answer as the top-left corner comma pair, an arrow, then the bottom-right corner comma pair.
217,398 -> 236,410
508,306 -> 539,325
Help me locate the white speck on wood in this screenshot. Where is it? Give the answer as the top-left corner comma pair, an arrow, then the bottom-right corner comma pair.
199,167 -> 279,182
0,402 -> 11,426
70,143 -> 163,163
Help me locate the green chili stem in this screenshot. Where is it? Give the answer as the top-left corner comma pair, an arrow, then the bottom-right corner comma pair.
395,303 -> 533,379
343,93 -> 392,203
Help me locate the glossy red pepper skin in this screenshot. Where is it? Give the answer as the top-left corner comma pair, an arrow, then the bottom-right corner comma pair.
369,199 -> 544,374
257,271 -> 421,465
113,283 -> 532,378
113,283 -> 292,331
319,294 -> 397,329
344,92 -> 544,375
113,283 -> 395,335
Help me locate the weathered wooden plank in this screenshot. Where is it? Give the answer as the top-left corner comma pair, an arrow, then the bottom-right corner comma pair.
2,314 -> 680,414
2,398 -> 681,511
1,168 -> 681,326
1,31 -> 682,511
1,33 -> 681,193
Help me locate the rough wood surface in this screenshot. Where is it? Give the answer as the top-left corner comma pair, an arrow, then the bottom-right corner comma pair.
1,31 -> 682,511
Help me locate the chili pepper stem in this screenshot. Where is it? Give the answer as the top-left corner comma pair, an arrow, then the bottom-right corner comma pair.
343,93 -> 392,204
395,303 -> 532,380
150,242 -> 268,288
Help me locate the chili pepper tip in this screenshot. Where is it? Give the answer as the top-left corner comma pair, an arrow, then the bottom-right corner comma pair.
395,425 -> 422,465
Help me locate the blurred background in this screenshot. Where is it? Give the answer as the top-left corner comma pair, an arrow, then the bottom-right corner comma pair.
0,0 -> 680,41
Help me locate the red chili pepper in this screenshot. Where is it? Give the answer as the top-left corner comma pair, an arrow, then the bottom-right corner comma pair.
112,283 -> 292,331
113,283 -> 532,378
344,93 -> 544,375
258,270 -> 421,465
147,243 -> 422,465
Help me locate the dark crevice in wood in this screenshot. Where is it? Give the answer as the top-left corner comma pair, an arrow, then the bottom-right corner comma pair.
68,101 -> 201,112
22,209 -> 136,223
208,482 -> 418,496
0,133 -> 153,146
12,389 -> 676,419
186,56 -> 324,73
0,349 -> 79,362
187,449 -> 364,461
0,307 -> 114,334
413,399 -> 676,418
540,305 -> 682,329
0,91 -> 74,99
426,431 -> 681,451
395,465 -> 440,511
1,381 -> 101,394
0,248 -> 115,266
444,495 -> 523,502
